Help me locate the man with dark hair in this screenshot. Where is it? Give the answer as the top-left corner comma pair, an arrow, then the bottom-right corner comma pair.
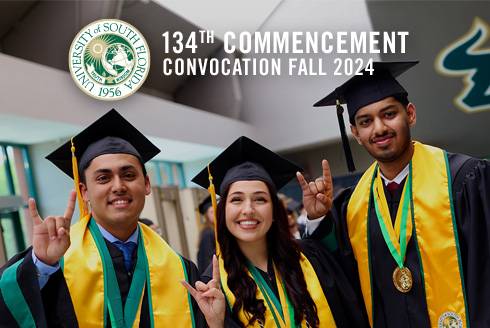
0,109 -> 224,327
297,61 -> 490,327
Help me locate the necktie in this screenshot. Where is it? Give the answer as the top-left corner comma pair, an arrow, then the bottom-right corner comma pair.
386,181 -> 400,192
114,241 -> 137,272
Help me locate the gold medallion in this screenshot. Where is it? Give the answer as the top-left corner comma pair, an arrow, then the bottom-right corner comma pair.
392,266 -> 413,293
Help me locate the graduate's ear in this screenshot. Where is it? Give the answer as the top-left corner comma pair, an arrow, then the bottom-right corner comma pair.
144,175 -> 151,196
406,103 -> 416,127
80,182 -> 89,202
351,124 -> 362,145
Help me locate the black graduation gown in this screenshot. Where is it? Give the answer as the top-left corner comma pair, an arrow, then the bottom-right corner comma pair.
197,228 -> 215,275
0,241 -> 205,327
310,153 -> 490,327
202,239 -> 369,328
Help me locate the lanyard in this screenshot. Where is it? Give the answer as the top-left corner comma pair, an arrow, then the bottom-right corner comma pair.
371,166 -> 413,268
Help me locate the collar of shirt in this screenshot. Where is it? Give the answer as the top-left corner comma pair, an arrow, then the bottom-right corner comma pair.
97,222 -> 139,244
379,164 -> 409,186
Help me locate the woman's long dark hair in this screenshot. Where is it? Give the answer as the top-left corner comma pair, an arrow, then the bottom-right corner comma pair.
217,180 -> 319,327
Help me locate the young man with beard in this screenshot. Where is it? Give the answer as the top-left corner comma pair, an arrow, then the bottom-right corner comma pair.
297,61 -> 490,327
0,109 -> 225,327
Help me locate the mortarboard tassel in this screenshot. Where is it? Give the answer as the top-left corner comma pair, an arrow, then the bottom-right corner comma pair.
336,100 -> 356,172
207,164 -> 220,257
71,138 -> 89,218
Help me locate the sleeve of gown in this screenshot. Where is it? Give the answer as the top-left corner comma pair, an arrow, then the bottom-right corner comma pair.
40,266 -> 77,326
307,188 -> 360,266
0,247 -> 48,328
181,257 -> 207,327
299,239 -> 369,327
452,157 -> 490,324
308,187 -> 355,254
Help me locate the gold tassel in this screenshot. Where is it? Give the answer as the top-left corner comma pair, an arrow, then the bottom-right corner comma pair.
207,164 -> 220,257
71,138 -> 88,218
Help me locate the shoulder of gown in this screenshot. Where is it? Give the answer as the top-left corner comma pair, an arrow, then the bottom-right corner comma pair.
0,247 -> 50,327
447,154 -> 490,324
298,239 -> 369,327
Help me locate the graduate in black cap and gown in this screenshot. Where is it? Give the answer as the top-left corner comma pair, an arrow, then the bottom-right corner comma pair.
298,61 -> 490,327
197,196 -> 216,275
0,109 -> 224,327
191,136 -> 368,328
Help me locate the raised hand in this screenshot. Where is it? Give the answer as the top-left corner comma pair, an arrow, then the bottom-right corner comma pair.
296,159 -> 333,219
182,255 -> 225,328
30,190 -> 76,265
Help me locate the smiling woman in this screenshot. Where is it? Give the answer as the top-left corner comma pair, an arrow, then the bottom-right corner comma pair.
192,136 -> 368,328
224,180 -> 273,249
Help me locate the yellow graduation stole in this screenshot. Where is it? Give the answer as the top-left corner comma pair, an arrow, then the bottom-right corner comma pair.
347,141 -> 468,327
62,215 -> 194,327
219,254 -> 335,327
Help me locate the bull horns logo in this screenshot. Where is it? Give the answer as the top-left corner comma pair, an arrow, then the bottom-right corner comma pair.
436,17 -> 490,113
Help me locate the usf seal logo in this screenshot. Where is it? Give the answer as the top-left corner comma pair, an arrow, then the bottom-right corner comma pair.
69,19 -> 150,101
438,311 -> 463,328
436,17 -> 490,113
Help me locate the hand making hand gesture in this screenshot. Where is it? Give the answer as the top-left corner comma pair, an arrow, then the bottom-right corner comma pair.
182,255 -> 225,328
296,159 -> 334,220
30,190 -> 76,265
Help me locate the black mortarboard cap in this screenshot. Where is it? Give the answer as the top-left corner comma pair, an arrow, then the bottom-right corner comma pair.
191,136 -> 302,196
314,61 -> 418,121
46,108 -> 160,178
313,61 -> 418,172
198,195 -> 213,214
